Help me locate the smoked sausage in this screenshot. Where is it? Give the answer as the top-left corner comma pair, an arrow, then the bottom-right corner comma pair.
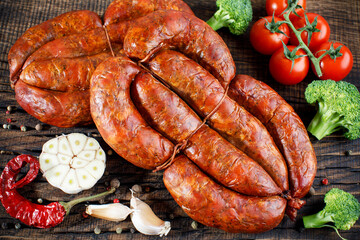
148,50 -> 289,191
123,10 -> 236,88
228,75 -> 317,199
131,71 -> 281,196
163,155 -> 287,233
90,56 -> 174,169
104,0 -> 193,25
8,10 -> 102,86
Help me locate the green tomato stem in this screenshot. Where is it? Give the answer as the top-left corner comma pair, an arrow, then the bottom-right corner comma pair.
282,8 -> 323,77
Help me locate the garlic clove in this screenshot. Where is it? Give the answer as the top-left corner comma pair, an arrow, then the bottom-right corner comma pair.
95,149 -> 106,162
60,168 -> 82,194
39,153 -> 59,172
85,160 -> 105,179
57,153 -> 72,165
84,137 -> 101,151
58,136 -> 73,156
42,137 -> 58,154
75,168 -> 96,189
43,164 -> 70,188
71,157 -> 89,169
130,193 -> 171,236
77,150 -> 96,161
86,203 -> 133,221
67,133 -> 87,155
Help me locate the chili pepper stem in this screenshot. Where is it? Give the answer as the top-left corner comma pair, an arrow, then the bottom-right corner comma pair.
282,4 -> 323,77
60,187 -> 116,215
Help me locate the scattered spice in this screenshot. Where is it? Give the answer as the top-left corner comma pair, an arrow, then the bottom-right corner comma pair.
7,106 -> 13,112
110,178 -> 120,189
35,124 -> 43,131
3,124 -> 8,129
1,222 -> 8,229
132,184 -> 142,193
191,221 -> 198,229
130,228 -> 136,234
116,227 -> 123,234
6,118 -> 12,123
14,223 -> 21,230
144,186 -> 151,193
37,198 -> 43,204
345,150 -> 353,156
20,125 -> 27,132
82,211 -> 89,218
7,124 -> 13,130
107,149 -> 113,155
321,178 -> 329,185
113,199 -> 120,203
5,110 -> 10,115
94,226 -> 101,234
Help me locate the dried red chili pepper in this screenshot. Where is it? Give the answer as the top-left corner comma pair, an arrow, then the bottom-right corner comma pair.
0,154 -> 115,228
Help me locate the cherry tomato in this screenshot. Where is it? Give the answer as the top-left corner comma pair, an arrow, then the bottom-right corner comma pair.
269,45 -> 309,85
290,13 -> 330,52
266,0 -> 306,20
250,16 -> 290,55
312,42 -> 353,81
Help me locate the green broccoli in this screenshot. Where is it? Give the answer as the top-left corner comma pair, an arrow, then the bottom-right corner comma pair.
303,188 -> 360,240
305,80 -> 360,140
206,0 -> 253,35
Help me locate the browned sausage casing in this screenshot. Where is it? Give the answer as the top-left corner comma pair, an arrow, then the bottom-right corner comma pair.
148,50 -> 289,191
90,56 -> 174,169
8,10 -> 102,86
228,75 -> 317,199
104,0 -> 194,25
124,10 -> 236,88
163,155 -> 287,233
131,71 -> 281,196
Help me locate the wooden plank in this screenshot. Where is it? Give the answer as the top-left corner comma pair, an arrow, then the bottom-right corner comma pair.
0,0 -> 359,239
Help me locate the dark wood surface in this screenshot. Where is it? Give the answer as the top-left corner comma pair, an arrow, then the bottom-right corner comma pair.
0,0 -> 359,239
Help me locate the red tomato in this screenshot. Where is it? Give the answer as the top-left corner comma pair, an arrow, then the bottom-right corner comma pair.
266,0 -> 306,20
269,45 -> 309,85
290,13 -> 330,52
250,16 -> 290,55
312,42 -> 353,81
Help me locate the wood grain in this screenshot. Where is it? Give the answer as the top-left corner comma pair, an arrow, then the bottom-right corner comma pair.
0,0 -> 359,239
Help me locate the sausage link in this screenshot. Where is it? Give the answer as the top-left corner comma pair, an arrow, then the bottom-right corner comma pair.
124,10 -> 235,88
228,75 -> 317,199
148,50 -> 289,191
131,72 -> 281,196
15,81 -> 92,128
8,10 -> 102,86
20,49 -> 123,92
163,155 -> 287,233
104,0 -> 194,25
90,56 -> 174,169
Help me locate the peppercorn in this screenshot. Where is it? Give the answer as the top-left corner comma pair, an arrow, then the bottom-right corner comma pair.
144,186 -> 151,193
191,221 -> 198,229
110,178 -> 120,189
82,211 -> 89,218
7,124 -> 13,130
14,223 -> 21,230
130,228 -> 135,234
5,110 -> 10,115
7,106 -> 13,112
116,227 -> 122,234
35,124 -> 43,131
168,213 -> 175,220
321,178 -> 329,185
6,118 -> 12,123
3,124 -> 8,129
131,184 -> 142,193
37,198 -> 43,204
113,198 -> 120,203
1,222 -> 8,229
20,125 -> 27,132
345,150 -> 353,156
107,149 -> 113,155
94,226 -> 101,234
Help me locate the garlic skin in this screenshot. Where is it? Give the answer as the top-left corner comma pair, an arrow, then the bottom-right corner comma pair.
39,133 -> 106,194
130,192 -> 171,237
86,203 -> 133,221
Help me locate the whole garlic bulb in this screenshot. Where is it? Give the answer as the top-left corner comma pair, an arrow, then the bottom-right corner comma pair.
39,133 -> 106,194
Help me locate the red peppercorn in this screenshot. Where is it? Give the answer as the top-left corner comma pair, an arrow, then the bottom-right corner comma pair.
82,211 -> 89,218
113,199 -> 119,203
6,118 -> 12,123
321,178 -> 329,185
6,111 -> 10,115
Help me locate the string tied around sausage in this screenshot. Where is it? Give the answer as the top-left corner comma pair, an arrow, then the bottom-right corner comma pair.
150,77 -> 230,172
103,25 -> 115,57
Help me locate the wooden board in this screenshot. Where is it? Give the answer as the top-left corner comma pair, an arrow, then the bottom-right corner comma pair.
0,0 -> 359,239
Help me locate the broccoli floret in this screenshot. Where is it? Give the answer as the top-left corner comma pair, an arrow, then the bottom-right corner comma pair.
305,80 -> 360,140
303,188 -> 360,240
206,0 -> 253,35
